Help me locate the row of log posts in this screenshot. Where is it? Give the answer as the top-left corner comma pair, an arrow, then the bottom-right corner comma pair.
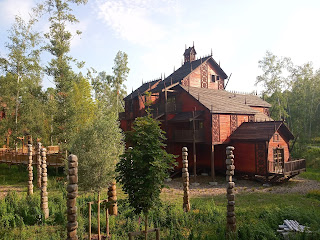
67,154 -> 78,240
226,146 -> 236,233
182,147 -> 190,212
27,142 -> 49,218
41,147 -> 49,219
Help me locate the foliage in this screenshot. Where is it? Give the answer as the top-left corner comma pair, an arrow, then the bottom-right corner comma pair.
257,51 -> 320,150
70,111 -> 124,192
112,51 -> 130,113
0,7 -> 46,146
116,113 -> 176,215
1,189 -> 320,240
88,50 -> 129,115
43,0 -> 88,148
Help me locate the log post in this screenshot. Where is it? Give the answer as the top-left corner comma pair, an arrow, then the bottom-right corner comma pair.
37,142 -> 42,188
27,144 -> 33,195
108,181 -> 118,215
226,146 -> 236,233
88,202 -> 92,240
98,192 -> 101,240
155,228 -> 160,240
67,154 -> 78,240
41,147 -> 49,219
106,207 -> 110,238
182,147 -> 190,212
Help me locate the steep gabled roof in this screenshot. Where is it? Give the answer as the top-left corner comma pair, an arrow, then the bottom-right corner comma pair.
227,92 -> 271,108
124,54 -> 229,100
229,121 -> 294,141
124,79 -> 161,100
180,86 -> 259,114
151,56 -> 228,93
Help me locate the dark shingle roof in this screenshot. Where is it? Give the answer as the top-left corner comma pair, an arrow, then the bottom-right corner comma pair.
124,79 -> 161,100
227,92 -> 271,107
125,55 -> 228,99
180,86 -> 259,114
229,121 -> 294,141
151,56 -> 212,93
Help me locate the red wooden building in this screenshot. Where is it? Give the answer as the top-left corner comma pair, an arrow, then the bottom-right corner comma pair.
120,45 -> 306,181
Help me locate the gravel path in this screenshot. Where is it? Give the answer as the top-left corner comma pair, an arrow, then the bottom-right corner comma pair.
162,176 -> 320,198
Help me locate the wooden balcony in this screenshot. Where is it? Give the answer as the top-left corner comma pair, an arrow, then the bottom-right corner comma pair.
151,102 -> 182,116
284,159 -> 306,175
268,159 -> 306,176
173,129 -> 206,143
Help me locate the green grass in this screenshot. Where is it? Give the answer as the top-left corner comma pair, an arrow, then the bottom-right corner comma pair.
0,164 -> 29,185
1,163 -> 320,239
300,168 -> 320,182
1,189 -> 319,239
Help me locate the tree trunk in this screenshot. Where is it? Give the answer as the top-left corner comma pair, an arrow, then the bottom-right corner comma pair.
144,213 -> 148,240
98,192 -> 101,240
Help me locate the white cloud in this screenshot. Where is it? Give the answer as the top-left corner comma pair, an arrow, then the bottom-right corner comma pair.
95,0 -> 180,45
0,0 -> 34,25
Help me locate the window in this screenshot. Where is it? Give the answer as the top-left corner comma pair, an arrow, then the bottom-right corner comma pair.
217,76 -> 220,81
211,75 -> 216,82
273,133 -> 280,142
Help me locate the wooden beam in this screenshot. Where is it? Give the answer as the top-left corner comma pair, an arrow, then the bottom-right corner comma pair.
161,82 -> 179,91
192,110 -> 197,182
211,144 -> 215,181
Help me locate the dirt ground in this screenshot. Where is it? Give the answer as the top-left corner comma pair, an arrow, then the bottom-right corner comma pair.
162,175 -> 320,198
1,175 -> 319,200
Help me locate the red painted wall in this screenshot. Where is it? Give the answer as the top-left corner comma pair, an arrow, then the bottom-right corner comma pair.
233,142 -> 256,174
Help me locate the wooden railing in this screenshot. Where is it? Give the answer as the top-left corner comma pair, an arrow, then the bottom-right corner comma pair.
0,150 -> 64,167
284,159 -> 306,174
268,159 -> 306,175
173,129 -> 205,142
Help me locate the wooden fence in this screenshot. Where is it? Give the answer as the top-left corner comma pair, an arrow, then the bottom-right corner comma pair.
0,149 -> 64,167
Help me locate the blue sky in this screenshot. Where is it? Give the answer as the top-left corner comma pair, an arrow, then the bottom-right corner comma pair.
1,0 -> 320,94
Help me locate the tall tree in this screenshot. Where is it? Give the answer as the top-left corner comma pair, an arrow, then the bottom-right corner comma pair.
112,51 -> 130,113
256,51 -> 292,121
289,63 -> 320,142
0,6 -> 45,147
87,51 -> 130,115
44,0 -> 87,148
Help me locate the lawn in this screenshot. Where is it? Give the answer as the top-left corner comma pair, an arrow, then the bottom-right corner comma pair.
0,163 -> 320,239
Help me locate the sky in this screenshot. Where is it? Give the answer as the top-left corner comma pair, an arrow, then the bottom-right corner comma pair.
1,0 -> 320,95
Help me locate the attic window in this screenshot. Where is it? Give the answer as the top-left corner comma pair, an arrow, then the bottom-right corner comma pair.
273,133 -> 280,142
212,75 -> 216,82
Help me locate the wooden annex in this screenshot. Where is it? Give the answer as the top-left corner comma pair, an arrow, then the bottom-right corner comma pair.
120,45 -> 306,181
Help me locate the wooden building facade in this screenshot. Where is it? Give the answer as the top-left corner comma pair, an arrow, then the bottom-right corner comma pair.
120,45 -> 306,181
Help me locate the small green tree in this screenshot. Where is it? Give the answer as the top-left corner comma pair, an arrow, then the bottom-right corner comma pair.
116,109 -> 176,239
71,111 -> 123,192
